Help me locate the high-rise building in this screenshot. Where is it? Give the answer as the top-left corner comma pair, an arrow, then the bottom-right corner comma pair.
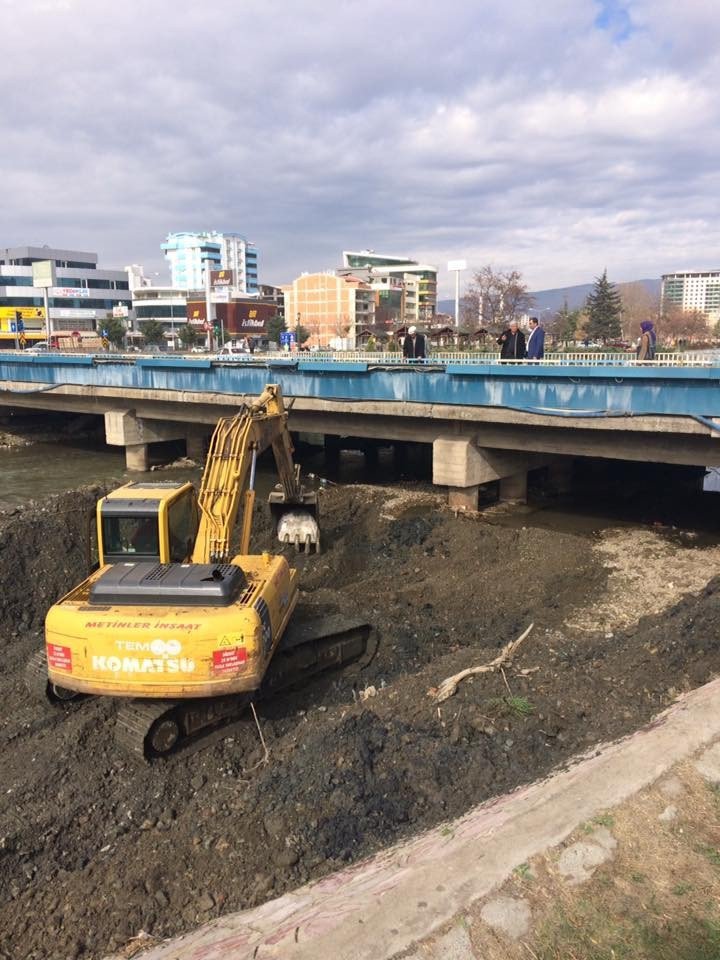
342,250 -> 437,322
161,232 -> 258,294
0,245 -> 132,345
661,270 -> 720,323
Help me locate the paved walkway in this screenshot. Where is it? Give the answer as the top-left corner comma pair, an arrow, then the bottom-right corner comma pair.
114,677 -> 720,960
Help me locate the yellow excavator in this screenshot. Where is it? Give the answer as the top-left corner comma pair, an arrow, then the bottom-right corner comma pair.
26,385 -> 371,759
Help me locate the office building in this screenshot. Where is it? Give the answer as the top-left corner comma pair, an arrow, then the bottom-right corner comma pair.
342,250 -> 437,322
161,232 -> 259,294
661,270 -> 720,324
0,245 -> 132,344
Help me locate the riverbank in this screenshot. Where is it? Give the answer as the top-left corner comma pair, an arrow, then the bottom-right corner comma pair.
1,483 -> 720,958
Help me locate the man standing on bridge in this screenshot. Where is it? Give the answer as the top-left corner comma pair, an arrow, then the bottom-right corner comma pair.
525,316 -> 545,360
497,320 -> 526,360
403,325 -> 427,360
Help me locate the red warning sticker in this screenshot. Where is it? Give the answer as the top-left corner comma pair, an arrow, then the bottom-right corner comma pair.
47,644 -> 72,672
212,647 -> 248,675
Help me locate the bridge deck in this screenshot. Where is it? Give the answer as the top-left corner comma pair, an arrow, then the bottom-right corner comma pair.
2,353 -> 720,419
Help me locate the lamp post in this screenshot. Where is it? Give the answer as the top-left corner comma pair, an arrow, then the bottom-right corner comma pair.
447,259 -> 467,331
296,312 -> 300,350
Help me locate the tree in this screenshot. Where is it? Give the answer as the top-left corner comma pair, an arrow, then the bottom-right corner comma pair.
585,270 -> 622,342
548,300 -> 580,343
140,319 -> 166,346
178,323 -> 199,349
266,314 -> 286,345
296,324 -> 311,345
463,265 -> 534,331
618,282 -> 659,340
660,303 -> 709,343
103,314 -> 126,349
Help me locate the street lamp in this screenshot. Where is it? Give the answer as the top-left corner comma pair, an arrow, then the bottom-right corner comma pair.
296,312 -> 301,350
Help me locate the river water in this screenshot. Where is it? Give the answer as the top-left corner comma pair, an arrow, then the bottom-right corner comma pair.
2,436 -> 719,545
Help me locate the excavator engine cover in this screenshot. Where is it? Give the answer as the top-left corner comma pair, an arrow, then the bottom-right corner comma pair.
89,562 -> 247,607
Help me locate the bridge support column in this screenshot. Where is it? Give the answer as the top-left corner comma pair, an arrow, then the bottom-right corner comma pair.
433,438 -> 546,509
105,408 -> 187,473
185,429 -> 207,462
546,458 -> 575,495
125,443 -> 149,472
499,471 -> 528,504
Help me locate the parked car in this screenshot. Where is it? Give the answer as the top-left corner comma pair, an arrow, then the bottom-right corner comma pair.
24,341 -> 49,353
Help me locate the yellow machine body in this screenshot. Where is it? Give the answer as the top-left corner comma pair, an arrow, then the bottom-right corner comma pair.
45,552 -> 298,699
41,386 -> 318,708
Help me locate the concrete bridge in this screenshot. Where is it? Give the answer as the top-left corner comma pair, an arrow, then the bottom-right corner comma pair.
2,351 -> 720,508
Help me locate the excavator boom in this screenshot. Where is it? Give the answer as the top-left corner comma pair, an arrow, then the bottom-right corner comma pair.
191,385 -> 319,562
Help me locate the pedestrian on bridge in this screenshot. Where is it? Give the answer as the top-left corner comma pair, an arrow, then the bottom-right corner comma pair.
497,320 -> 526,360
525,317 -> 545,360
403,325 -> 427,360
637,320 -> 656,361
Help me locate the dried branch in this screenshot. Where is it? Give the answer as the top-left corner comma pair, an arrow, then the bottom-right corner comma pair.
430,624 -> 534,704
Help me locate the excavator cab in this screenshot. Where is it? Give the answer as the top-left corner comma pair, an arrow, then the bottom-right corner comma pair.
97,482 -> 199,566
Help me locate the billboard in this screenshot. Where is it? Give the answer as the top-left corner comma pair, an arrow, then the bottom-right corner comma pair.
0,306 -> 46,320
211,270 -> 234,287
187,299 -> 275,336
52,287 -> 90,298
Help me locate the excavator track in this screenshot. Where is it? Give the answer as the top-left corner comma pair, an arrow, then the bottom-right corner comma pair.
114,617 -> 373,762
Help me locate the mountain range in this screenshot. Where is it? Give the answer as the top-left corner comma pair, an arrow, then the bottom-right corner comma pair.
437,278 -> 661,317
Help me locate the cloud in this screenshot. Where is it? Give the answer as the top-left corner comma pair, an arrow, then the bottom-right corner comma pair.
0,0 -> 717,295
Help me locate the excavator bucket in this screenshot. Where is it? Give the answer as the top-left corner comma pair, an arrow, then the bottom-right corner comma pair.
268,488 -> 321,553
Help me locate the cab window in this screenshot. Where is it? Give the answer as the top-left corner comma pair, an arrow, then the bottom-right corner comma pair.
167,495 -> 196,562
103,516 -> 160,559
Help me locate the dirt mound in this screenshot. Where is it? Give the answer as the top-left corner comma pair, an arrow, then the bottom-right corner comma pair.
2,484 -> 720,959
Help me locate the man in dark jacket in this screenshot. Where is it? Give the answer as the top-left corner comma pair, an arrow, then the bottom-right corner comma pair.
403,325 -> 426,359
525,317 -> 545,360
497,320 -> 526,360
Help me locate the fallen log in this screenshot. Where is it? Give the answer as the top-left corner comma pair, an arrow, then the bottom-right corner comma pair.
430,623 -> 534,704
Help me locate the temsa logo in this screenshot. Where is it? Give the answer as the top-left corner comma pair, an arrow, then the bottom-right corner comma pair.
115,639 -> 182,655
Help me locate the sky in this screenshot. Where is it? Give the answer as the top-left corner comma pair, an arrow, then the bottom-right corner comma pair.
1,0 -> 718,297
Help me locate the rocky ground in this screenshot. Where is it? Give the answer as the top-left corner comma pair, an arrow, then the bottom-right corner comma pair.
2,480 -> 720,959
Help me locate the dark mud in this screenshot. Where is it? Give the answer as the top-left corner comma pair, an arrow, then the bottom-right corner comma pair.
1,484 -> 720,959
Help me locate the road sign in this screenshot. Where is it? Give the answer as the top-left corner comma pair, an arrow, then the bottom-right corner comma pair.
447,259 -> 467,272
16,318 -> 24,333
279,331 -> 296,345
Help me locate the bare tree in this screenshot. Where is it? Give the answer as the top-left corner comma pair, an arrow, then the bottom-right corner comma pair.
462,266 -> 535,332
618,282 -> 660,340
659,303 -> 710,343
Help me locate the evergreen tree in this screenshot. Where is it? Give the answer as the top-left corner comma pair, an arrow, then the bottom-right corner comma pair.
266,314 -> 287,344
585,270 -> 622,341
103,314 -> 127,349
178,323 -> 199,349
140,319 -> 166,346
550,299 -> 580,343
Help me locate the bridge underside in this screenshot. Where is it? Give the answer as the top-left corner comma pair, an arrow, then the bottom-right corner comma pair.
2,381 -> 719,509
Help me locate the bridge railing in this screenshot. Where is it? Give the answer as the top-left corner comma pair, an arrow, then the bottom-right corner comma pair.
251,350 -> 713,367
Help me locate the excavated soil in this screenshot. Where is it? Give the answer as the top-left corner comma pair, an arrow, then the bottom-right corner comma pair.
2,483 -> 720,959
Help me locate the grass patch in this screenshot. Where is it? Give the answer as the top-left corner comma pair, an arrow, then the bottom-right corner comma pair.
536,903 -> 720,960
697,845 -> 720,869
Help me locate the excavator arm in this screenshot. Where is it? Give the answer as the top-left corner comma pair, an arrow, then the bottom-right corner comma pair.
191,385 -> 318,563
